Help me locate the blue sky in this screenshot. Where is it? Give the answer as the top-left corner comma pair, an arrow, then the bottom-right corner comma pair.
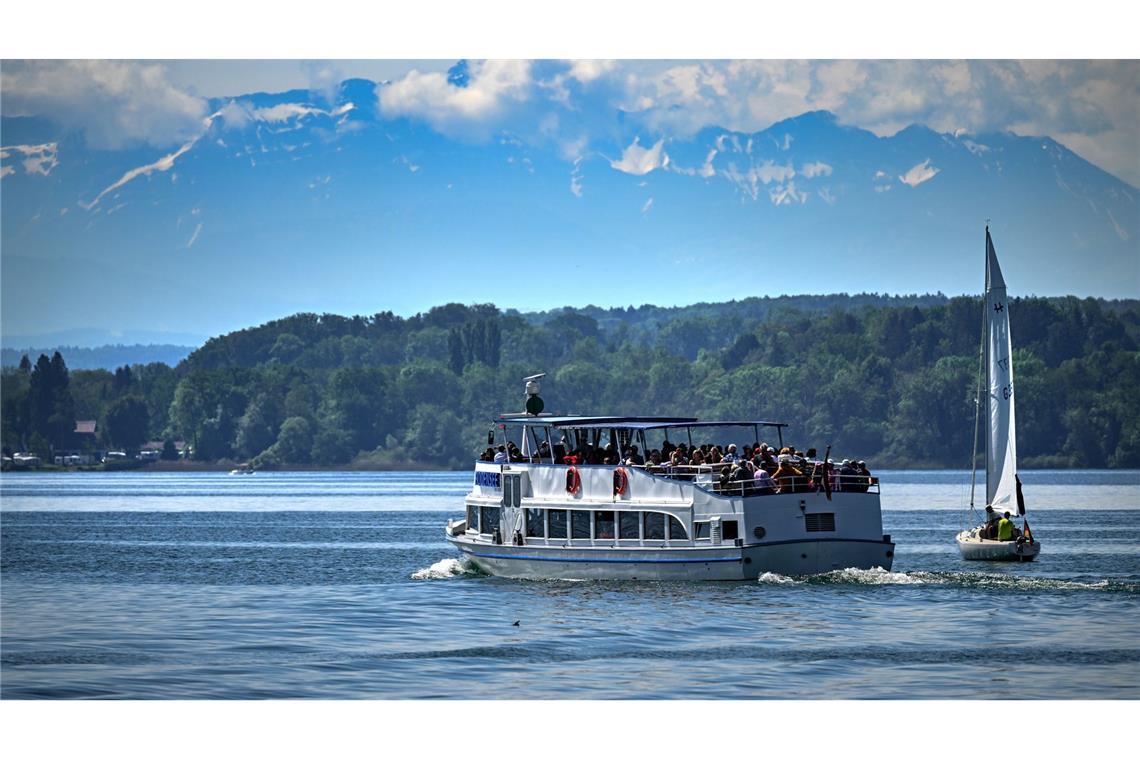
2,51 -> 1138,344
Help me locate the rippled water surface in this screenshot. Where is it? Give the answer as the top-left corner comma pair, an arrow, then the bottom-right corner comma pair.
2,470 -> 1138,699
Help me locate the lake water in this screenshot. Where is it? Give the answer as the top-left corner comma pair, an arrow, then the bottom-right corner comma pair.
2,470 -> 1138,699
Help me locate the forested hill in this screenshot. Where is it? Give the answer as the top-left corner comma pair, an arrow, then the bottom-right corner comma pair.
181,294 -> 954,371
4,294 -> 1138,469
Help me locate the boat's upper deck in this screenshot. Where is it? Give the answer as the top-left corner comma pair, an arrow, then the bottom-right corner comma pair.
495,414 -> 788,432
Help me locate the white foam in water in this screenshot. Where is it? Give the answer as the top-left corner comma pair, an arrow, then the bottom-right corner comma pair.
757,572 -> 802,585
411,558 -> 471,580
824,567 -> 926,585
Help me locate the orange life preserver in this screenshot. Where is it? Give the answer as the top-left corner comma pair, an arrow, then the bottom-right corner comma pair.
613,467 -> 628,496
566,466 -> 582,494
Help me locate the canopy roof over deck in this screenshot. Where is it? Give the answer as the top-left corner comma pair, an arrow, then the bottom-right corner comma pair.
496,415 -> 787,430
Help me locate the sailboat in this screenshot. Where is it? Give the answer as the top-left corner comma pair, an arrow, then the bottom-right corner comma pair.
956,226 -> 1041,561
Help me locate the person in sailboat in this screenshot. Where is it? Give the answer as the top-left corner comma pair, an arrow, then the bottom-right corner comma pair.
997,511 -> 1014,542
982,506 -> 999,539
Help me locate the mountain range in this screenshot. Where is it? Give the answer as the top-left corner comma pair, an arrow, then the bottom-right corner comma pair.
2,77 -> 1137,345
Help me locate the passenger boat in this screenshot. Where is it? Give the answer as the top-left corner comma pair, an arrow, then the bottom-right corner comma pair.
445,376 -> 895,580
956,226 -> 1041,561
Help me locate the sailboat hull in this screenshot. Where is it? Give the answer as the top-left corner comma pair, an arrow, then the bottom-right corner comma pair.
956,530 -> 1041,561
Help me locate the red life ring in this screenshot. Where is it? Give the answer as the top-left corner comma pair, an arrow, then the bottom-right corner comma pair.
613,467 -> 628,496
566,466 -> 582,494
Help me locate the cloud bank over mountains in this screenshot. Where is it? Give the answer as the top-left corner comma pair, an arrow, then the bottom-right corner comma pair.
1,60 -> 1137,342
3,59 -> 1136,185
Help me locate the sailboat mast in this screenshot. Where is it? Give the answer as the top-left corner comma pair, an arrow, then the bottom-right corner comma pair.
968,252 -> 986,509
982,226 -> 993,507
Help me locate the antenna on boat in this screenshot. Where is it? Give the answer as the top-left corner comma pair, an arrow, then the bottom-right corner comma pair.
523,373 -> 546,416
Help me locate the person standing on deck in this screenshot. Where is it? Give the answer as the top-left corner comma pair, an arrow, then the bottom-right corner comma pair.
772,454 -> 804,493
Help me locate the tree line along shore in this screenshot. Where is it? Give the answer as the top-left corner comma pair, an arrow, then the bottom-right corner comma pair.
3,294 -> 1137,471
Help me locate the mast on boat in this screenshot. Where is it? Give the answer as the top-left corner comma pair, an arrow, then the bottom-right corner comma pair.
968,227 -> 987,515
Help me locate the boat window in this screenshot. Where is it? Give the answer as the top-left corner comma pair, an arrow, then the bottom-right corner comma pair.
571,510 -> 591,539
466,504 -> 479,532
667,516 -> 687,541
722,520 -> 739,541
643,512 -> 665,540
548,510 -> 568,539
694,521 -> 710,540
619,512 -> 639,539
479,506 -> 501,536
525,508 -> 545,538
595,511 -> 615,540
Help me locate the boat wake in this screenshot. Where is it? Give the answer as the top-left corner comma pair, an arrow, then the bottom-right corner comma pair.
756,572 -> 802,585
757,567 -> 1138,592
411,557 -> 481,580
757,567 -> 921,586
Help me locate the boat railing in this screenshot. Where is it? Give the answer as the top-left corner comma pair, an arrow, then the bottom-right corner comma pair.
631,464 -> 878,496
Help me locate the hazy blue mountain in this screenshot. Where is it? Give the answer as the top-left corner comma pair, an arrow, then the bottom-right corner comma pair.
3,78 -> 1136,342
0,344 -> 196,370
2,328 -> 207,349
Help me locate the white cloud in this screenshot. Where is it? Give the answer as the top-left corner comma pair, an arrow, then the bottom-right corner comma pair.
641,197 -> 654,213
378,60 -> 533,138
0,143 -> 59,177
1,60 -> 208,149
899,159 -> 940,187
610,137 -> 669,176
253,102 -> 354,123
7,59 -> 1137,187
1,165 -> 14,179
568,60 -> 616,84
564,60 -> 1138,185
799,161 -> 832,178
570,159 -> 583,197
217,101 -> 254,130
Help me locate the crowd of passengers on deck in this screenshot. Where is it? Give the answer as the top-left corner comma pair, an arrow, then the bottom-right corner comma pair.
479,439 -> 874,495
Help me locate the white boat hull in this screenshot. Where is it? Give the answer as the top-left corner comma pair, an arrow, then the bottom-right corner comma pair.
956,530 -> 1041,562
447,534 -> 895,580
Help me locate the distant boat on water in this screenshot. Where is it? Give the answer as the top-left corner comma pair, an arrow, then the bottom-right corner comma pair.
956,226 -> 1041,561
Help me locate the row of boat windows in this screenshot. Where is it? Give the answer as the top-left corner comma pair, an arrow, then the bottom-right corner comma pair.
468,505 -> 740,542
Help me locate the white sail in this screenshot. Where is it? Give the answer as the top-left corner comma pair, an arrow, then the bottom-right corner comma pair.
985,228 -> 1018,511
